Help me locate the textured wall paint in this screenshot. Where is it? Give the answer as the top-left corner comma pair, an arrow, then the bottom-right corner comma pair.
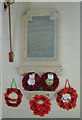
2,2 -> 80,118
0,2 -> 2,119
14,0 -> 81,2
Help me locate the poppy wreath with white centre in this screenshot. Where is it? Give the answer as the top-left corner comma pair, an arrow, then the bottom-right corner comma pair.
56,79 -> 78,110
40,72 -> 59,91
29,95 -> 51,117
4,88 -> 23,107
22,72 -> 40,91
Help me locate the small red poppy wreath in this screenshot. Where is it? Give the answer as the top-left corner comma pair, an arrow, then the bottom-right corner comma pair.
40,72 -> 59,91
29,95 -> 51,117
4,88 -> 23,107
56,79 -> 78,110
22,72 -> 40,91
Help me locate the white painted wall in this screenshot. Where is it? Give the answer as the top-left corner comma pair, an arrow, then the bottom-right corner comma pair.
2,2 -> 80,118
0,2 -> 2,120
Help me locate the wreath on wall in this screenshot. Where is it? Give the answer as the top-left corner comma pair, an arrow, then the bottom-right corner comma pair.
40,72 -> 59,91
29,95 -> 51,117
56,79 -> 78,110
4,79 -> 23,107
22,72 -> 40,91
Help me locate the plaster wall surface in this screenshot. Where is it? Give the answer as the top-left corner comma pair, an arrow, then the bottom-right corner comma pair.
2,2 -> 80,118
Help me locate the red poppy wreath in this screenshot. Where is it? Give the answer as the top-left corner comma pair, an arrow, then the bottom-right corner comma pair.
4,79 -> 23,107
29,95 -> 51,117
56,79 -> 78,110
40,72 -> 59,91
22,72 -> 40,91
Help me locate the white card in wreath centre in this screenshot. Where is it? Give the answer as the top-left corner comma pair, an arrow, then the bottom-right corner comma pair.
62,94 -> 71,103
48,74 -> 54,79
28,74 -> 35,85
